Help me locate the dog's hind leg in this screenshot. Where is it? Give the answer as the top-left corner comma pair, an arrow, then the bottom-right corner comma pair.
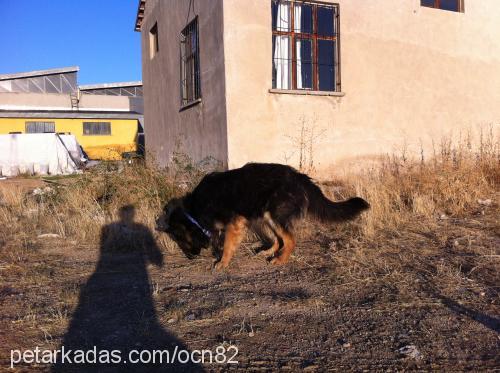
270,226 -> 296,265
255,212 -> 281,257
258,238 -> 280,257
214,216 -> 247,271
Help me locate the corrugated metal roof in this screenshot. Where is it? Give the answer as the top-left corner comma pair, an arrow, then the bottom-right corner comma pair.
0,66 -> 79,81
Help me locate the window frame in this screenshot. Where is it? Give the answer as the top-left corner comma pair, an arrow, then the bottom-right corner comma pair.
149,22 -> 159,59
180,16 -> 201,107
272,0 -> 341,92
83,122 -> 112,136
25,121 -> 55,133
420,0 -> 464,12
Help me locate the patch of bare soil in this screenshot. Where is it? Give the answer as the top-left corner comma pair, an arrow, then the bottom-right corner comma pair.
0,208 -> 498,371
0,177 -> 45,194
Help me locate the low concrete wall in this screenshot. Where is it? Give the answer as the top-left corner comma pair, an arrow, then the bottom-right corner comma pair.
0,92 -> 141,113
0,92 -> 71,111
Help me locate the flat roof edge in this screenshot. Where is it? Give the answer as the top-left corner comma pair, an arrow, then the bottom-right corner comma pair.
0,110 -> 142,120
79,81 -> 143,90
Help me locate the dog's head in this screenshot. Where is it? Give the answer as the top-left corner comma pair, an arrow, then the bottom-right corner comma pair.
156,198 -> 209,258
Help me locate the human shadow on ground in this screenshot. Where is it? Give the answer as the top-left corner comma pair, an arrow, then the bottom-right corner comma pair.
52,205 -> 204,372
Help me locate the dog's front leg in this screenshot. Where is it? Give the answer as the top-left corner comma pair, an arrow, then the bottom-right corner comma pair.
214,216 -> 247,271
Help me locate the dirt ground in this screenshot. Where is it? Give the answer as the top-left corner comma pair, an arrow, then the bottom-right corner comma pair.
0,198 -> 498,371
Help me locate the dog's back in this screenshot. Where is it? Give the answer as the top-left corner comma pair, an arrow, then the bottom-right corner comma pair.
187,163 -> 368,225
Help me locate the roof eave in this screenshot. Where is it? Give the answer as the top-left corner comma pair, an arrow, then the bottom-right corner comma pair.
0,110 -> 143,120
135,0 -> 146,32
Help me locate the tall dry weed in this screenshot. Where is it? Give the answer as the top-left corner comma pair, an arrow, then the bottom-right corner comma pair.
334,129 -> 499,237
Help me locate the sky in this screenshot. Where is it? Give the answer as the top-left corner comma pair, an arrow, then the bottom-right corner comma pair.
0,0 -> 142,85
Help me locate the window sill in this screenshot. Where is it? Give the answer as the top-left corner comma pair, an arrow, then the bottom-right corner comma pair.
269,89 -> 345,97
179,98 -> 202,112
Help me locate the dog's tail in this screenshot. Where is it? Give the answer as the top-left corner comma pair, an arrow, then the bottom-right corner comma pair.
305,179 -> 369,222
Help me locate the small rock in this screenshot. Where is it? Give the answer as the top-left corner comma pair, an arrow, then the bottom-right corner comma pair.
480,292 -> 486,297
477,199 -> 492,206
398,345 -> 422,360
342,342 -> 351,348
454,240 -> 459,247
248,331 -> 255,337
37,233 -> 61,239
24,208 -> 38,217
167,318 -> 176,324
32,187 -> 54,196
439,214 -> 448,220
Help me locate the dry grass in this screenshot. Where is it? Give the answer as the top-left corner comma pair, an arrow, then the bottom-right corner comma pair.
0,131 -> 498,250
323,129 -> 499,238
0,161 -> 181,247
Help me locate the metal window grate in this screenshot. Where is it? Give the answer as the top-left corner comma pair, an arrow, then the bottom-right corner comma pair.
25,121 -> 55,133
180,17 -> 201,106
83,122 -> 111,136
272,0 -> 341,92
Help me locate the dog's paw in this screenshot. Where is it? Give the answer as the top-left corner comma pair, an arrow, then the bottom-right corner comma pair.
213,261 -> 227,271
258,247 -> 276,257
270,257 -> 286,265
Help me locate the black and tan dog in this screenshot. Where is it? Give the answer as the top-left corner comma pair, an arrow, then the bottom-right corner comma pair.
157,163 -> 369,270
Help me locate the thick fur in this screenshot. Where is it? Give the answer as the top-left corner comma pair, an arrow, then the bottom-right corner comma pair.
157,163 -> 369,268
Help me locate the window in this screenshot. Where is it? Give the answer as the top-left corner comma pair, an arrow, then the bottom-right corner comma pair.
272,0 -> 340,92
421,0 -> 463,12
83,122 -> 111,136
149,23 -> 159,59
180,17 -> 201,106
25,121 -> 55,133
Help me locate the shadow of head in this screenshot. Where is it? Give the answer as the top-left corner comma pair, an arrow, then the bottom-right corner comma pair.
119,204 -> 136,225
156,198 -> 209,259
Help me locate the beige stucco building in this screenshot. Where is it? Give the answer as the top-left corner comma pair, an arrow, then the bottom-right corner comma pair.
136,0 -> 500,174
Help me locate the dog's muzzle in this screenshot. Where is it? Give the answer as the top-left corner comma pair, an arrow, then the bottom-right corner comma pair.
155,214 -> 168,232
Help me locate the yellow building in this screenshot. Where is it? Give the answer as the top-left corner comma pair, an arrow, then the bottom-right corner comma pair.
0,112 -> 140,160
0,66 -> 144,160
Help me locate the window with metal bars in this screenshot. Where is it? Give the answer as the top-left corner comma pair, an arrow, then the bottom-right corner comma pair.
25,121 -> 55,133
420,0 -> 463,12
83,122 -> 111,136
180,17 -> 201,106
272,0 -> 340,92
